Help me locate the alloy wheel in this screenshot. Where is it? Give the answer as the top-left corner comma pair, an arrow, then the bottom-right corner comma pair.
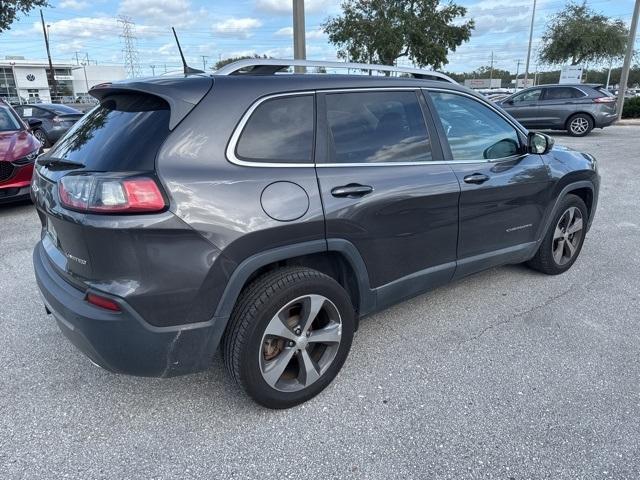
34,130 -> 46,145
552,206 -> 584,266
259,294 -> 342,392
570,117 -> 589,135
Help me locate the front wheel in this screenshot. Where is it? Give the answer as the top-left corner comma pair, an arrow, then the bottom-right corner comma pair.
33,129 -> 49,147
223,267 -> 355,409
527,194 -> 588,275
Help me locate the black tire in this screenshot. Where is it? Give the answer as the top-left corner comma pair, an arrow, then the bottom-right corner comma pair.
566,113 -> 594,137
223,266 -> 355,409
527,194 -> 588,275
33,129 -> 49,147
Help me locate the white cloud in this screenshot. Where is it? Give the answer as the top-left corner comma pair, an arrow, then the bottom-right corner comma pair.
59,0 -> 90,10
255,0 -> 339,15
118,0 -> 198,28
274,26 -> 293,37
213,18 -> 262,39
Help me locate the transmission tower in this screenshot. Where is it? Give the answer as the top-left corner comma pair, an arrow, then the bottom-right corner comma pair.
118,15 -> 141,78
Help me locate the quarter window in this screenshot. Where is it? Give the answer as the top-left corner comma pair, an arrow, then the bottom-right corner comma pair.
236,95 -> 314,163
430,91 -> 521,161
324,91 -> 432,164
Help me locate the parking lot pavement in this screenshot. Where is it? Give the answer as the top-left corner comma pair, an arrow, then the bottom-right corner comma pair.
1,125 -> 639,479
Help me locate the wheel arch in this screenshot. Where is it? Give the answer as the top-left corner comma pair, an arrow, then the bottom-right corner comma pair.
565,111 -> 595,130
536,180 -> 597,245
213,239 -> 375,327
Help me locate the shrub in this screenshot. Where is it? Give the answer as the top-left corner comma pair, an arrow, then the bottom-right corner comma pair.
622,96 -> 640,118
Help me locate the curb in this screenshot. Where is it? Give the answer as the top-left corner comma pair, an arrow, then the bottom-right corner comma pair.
616,119 -> 640,126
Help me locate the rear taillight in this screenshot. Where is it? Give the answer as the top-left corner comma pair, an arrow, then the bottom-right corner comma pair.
86,293 -> 121,311
593,96 -> 616,103
58,175 -> 166,213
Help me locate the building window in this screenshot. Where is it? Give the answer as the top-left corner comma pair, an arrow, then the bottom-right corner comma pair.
0,67 -> 18,101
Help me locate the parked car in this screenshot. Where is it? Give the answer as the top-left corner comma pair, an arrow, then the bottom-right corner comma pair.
32,60 -> 600,408
14,103 -> 84,147
496,84 -> 617,136
0,98 -> 42,204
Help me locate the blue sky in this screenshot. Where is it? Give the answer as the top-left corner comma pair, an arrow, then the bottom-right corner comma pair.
0,0 -> 637,75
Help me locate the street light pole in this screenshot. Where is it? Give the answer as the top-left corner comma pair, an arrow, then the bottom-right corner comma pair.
524,0 -> 537,87
40,10 -> 58,100
617,0 -> 640,120
292,0 -> 306,73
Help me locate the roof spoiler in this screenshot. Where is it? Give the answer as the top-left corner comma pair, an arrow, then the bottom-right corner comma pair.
89,76 -> 213,130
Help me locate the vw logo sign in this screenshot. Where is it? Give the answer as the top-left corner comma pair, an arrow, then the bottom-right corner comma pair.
26,74 -> 36,81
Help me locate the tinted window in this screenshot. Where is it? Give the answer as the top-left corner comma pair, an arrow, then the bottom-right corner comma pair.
0,105 -> 21,131
544,87 -> 585,100
47,93 -> 170,171
430,92 -> 521,161
324,91 -> 431,164
511,88 -> 542,103
51,105 -> 82,114
236,95 -> 314,163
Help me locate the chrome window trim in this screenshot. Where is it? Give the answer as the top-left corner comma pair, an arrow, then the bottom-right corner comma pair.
226,91 -> 317,168
225,86 -> 527,169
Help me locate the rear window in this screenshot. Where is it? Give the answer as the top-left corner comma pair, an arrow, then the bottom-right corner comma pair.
47,94 -> 170,171
51,105 -> 82,115
0,105 -> 22,131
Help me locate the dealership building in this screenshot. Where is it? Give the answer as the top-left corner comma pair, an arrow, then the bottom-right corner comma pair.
0,57 -> 126,103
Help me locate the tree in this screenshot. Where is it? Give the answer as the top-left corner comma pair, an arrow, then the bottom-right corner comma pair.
213,54 -> 268,71
322,0 -> 474,70
0,0 -> 49,33
538,1 -> 628,66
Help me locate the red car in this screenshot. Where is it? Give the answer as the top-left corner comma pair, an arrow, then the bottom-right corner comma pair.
0,99 -> 42,204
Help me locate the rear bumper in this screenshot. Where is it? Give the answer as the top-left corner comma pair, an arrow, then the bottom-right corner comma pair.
33,242 -> 226,377
595,112 -> 617,128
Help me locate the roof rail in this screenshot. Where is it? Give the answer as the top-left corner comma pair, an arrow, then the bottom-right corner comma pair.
214,58 -> 457,84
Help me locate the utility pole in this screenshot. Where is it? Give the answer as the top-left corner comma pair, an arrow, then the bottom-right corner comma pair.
515,59 -> 522,91
489,51 -> 494,83
40,10 -> 58,99
524,0 -> 537,87
201,55 -> 208,71
292,0 -> 306,73
150,65 -> 156,76
617,0 -> 640,120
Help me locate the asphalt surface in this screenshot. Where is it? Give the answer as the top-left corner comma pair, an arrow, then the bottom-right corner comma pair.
1,125 -> 639,479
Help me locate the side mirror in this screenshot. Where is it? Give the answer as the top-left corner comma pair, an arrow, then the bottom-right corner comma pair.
27,118 -> 42,129
504,99 -> 514,105
528,131 -> 554,155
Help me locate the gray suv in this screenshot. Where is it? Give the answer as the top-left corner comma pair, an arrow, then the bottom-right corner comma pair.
32,60 -> 600,408
496,84 -> 617,136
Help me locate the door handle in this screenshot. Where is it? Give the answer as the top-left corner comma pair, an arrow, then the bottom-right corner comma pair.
463,173 -> 490,185
331,184 -> 373,198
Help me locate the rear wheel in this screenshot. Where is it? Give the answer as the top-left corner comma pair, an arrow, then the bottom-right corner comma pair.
527,194 -> 588,275
223,267 -> 355,409
33,129 -> 49,147
566,113 -> 593,137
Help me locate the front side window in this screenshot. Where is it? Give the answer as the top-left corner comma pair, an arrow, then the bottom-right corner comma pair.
430,91 -> 521,161
324,91 -> 432,164
236,95 -> 314,163
511,88 -> 543,103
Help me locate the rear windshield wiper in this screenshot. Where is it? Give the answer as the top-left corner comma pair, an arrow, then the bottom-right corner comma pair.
37,158 -> 85,171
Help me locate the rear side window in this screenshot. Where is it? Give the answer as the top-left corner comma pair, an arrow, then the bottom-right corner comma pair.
544,87 -> 585,100
236,95 -> 314,163
324,91 -> 432,164
430,91 -> 520,161
47,93 -> 170,171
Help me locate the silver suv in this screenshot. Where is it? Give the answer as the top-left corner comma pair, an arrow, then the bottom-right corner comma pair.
497,84 -> 617,136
